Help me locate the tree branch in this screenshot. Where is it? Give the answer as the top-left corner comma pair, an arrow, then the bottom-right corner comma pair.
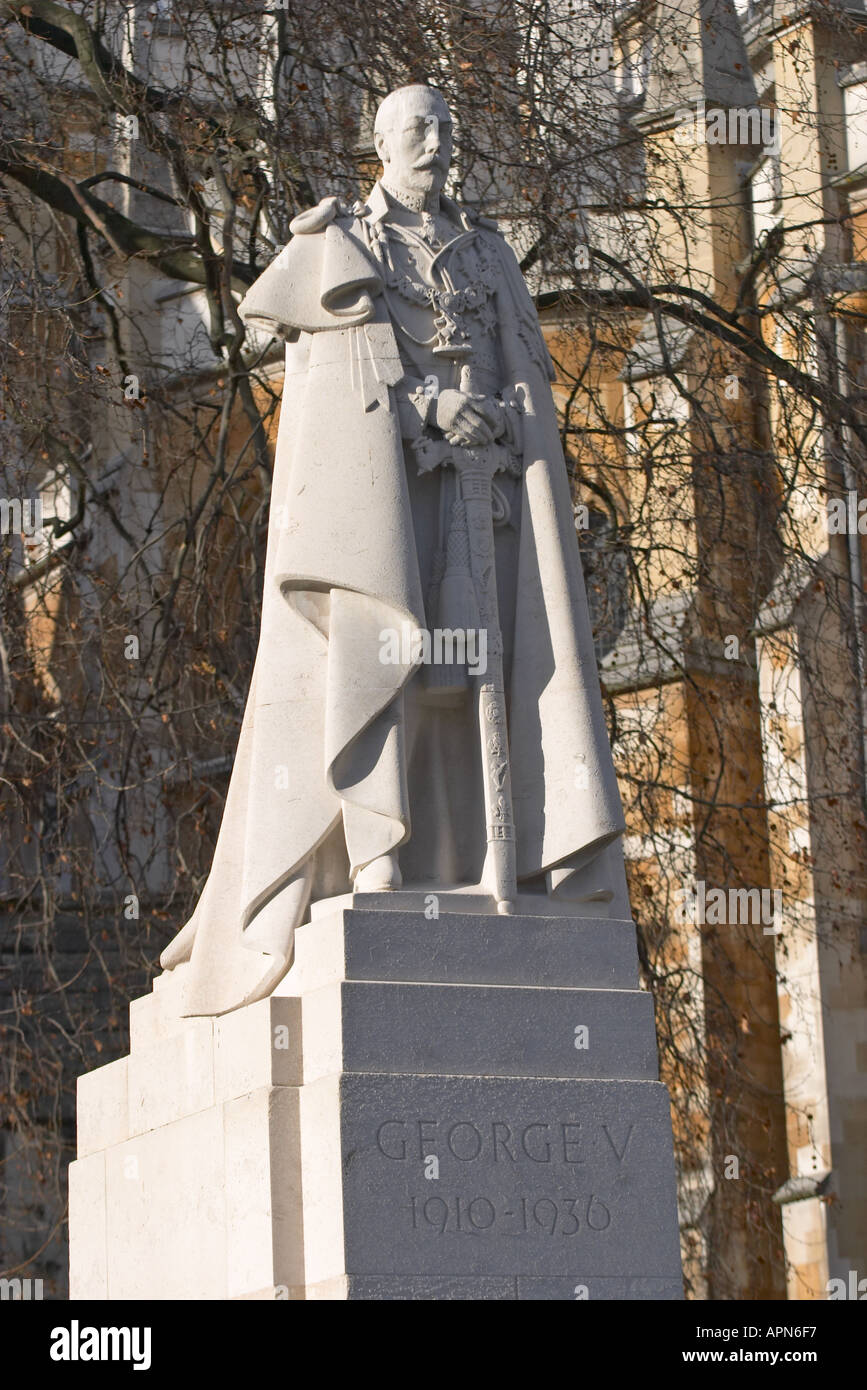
0,150 -> 256,289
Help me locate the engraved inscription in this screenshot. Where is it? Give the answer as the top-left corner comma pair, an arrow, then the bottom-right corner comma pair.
368,1116 -> 634,1255
406,1194 -> 612,1235
375,1117 -> 634,1165
340,1076 -> 680,1282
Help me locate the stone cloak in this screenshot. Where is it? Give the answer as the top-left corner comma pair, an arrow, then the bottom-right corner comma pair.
161,197 -> 625,1016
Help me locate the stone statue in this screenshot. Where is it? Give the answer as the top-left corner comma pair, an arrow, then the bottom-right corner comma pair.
161,84 -> 627,1016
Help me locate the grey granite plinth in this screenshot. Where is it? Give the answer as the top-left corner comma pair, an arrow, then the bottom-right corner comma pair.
308,1274 -> 684,1301
286,907 -> 684,1299
301,981 -> 658,1081
293,909 -> 640,990
301,1073 -> 682,1292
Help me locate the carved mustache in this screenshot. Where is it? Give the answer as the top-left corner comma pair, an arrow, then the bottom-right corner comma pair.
413,152 -> 446,170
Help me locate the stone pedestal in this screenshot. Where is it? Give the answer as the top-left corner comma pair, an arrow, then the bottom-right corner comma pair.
69,908 -> 684,1300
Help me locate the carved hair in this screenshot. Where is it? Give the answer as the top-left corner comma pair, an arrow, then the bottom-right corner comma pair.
373,84 -> 450,138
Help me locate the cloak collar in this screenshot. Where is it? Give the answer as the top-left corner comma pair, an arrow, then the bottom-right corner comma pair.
362,181 -> 475,234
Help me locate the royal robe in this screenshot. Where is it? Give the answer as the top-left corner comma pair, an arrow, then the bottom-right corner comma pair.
161,183 -> 625,1016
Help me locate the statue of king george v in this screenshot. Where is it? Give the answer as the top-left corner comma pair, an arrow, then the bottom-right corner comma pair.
161,84 -> 627,1016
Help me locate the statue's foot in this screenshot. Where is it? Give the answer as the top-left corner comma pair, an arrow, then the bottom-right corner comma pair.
353,852 -> 403,892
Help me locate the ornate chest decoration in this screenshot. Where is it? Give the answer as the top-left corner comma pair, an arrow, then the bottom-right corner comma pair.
379,223 -> 500,359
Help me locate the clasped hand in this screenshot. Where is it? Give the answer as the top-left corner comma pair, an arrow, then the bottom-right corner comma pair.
434,388 -> 505,448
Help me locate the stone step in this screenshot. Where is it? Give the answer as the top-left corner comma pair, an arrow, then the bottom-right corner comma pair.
286,908 -> 640,993
77,996 -> 301,1153
306,1274 -> 684,1300
301,979 -> 658,1083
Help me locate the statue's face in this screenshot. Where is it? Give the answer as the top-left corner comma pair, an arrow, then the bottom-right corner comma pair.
375,89 -> 453,196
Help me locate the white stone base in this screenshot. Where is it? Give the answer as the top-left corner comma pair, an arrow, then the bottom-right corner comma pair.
69,982 -> 304,1300
69,909 -> 683,1300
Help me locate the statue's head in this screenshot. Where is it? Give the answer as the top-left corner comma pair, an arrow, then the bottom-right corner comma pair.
373,85 -> 453,199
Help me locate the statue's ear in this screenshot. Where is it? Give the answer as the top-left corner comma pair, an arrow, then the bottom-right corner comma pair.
373,129 -> 389,164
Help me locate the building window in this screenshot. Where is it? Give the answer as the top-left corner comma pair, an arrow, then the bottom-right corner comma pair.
576,492 -> 630,660
750,151 -> 782,247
